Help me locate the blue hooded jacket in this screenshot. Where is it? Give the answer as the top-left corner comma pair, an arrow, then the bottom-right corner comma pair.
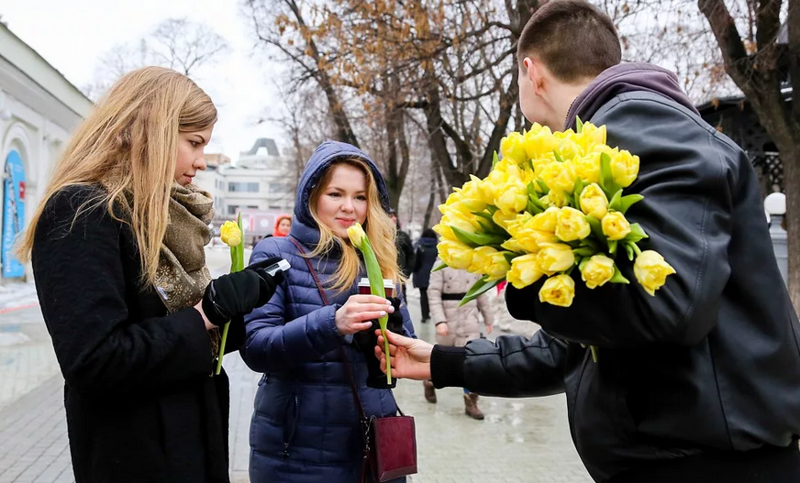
241,141 -> 415,482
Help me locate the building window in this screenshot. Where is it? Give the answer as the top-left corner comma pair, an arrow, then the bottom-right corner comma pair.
228,182 -> 259,192
268,182 -> 288,194
228,205 -> 239,215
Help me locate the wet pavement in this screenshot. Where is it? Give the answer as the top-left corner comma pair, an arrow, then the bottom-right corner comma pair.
0,247 -> 592,483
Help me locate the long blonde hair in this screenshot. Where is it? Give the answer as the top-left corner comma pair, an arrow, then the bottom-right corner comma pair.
17,67 -> 217,285
307,158 -> 402,293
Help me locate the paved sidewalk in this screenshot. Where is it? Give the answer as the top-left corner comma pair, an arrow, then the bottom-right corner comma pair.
0,248 -> 592,482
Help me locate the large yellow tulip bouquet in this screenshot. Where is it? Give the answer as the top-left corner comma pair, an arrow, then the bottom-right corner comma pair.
434,120 -> 676,315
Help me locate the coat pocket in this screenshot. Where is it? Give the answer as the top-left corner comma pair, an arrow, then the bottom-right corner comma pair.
282,393 -> 299,459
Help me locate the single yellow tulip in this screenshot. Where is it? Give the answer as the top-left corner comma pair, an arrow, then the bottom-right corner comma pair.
634,250 -> 676,296
556,207 -> 591,242
220,221 -> 242,248
602,212 -> 631,241
581,254 -> 616,289
507,254 -> 544,289
538,274 -> 575,307
579,183 -> 609,219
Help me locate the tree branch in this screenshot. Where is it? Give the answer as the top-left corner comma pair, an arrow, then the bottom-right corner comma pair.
697,0 -> 753,86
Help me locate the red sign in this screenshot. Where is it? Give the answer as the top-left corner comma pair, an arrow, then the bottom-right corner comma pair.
18,182 -> 25,200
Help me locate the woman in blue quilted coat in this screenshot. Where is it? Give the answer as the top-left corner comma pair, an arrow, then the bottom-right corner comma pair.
241,141 -> 416,482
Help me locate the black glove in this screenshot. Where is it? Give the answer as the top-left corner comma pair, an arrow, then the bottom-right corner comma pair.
202,257 -> 285,327
354,297 -> 403,389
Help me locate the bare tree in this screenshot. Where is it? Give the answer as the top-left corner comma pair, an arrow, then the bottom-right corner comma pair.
82,18 -> 229,99
695,0 -> 798,306
149,18 -> 229,77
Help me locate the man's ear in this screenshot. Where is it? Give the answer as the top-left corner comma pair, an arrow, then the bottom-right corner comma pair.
524,57 -> 545,96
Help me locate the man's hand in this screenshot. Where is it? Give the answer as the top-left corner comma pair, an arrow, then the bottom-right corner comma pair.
374,330 -> 433,381
436,322 -> 448,336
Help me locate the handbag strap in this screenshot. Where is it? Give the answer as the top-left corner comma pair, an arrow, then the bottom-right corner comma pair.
286,236 -> 367,423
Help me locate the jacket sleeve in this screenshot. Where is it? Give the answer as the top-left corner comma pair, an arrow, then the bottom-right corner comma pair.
431,330 -> 567,397
476,291 -> 495,327
32,190 -> 213,394
240,241 -> 346,374
427,265 -> 446,324
507,95 -> 734,348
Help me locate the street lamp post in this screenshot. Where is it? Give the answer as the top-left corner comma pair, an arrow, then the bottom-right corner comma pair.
764,192 -> 788,286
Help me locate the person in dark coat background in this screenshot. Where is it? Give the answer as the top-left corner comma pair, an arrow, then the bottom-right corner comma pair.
18,67 -> 282,483
374,2 -> 800,483
242,141 -> 416,482
390,209 -> 415,298
412,228 -> 438,324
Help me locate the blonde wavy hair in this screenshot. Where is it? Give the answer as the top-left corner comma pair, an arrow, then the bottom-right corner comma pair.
307,158 -> 403,293
17,67 -> 217,286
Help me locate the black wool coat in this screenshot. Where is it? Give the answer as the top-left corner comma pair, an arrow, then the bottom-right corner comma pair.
32,186 -> 241,483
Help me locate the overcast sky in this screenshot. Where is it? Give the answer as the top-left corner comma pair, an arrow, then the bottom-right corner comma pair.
1,0 -> 285,162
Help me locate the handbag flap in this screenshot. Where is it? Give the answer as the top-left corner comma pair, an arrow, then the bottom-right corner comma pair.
371,416 -> 417,481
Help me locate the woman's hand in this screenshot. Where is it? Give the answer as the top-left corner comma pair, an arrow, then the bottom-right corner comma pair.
374,330 -> 433,381
194,301 -> 217,331
436,322 -> 448,336
335,294 -> 394,336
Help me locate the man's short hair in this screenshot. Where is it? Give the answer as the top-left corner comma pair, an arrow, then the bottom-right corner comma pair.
517,0 -> 621,83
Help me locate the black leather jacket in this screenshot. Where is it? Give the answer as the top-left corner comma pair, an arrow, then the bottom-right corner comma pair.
431,91 -> 800,482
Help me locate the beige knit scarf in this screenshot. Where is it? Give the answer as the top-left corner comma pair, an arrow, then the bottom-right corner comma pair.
154,183 -> 214,313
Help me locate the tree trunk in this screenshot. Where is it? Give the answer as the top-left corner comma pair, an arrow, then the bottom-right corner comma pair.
777,144 -> 800,309
423,162 -> 439,229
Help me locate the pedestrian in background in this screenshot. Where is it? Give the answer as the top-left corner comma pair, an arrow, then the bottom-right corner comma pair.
272,214 -> 292,237
411,228 -> 439,324
18,67 -> 282,483
424,263 -> 494,419
390,209 -> 415,299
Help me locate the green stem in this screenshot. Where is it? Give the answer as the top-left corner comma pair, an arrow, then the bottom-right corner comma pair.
214,321 -> 230,375
632,242 -> 643,257
590,345 -> 599,363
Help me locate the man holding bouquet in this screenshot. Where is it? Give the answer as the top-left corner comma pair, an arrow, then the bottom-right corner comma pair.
376,0 -> 800,481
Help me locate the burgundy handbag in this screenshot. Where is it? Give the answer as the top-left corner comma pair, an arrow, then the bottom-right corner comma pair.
288,237 -> 418,482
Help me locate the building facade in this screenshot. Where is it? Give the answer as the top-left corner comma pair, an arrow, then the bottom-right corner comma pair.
0,24 -> 93,281
200,138 -> 297,240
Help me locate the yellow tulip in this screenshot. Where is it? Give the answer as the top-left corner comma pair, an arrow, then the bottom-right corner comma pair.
556,207 -> 591,242
538,161 -> 577,194
495,183 -> 528,215
502,212 -> 533,237
540,190 -> 569,208
500,131 -> 528,164
575,122 -> 607,151
602,212 -> 631,241
220,220 -> 242,248
585,122 -> 607,144
507,254 -> 544,289
484,251 -> 511,281
437,240 -> 474,270
538,274 -> 575,307
468,246 -> 497,274
580,254 -> 616,289
634,250 -> 676,296
515,228 -> 558,253
579,183 -> 609,219
529,207 -> 560,233
523,125 -> 558,159
610,150 -> 640,188
478,169 -> 508,205
346,223 -> 367,248
531,152 -> 557,174
501,237 -> 526,254
572,153 -> 602,184
536,243 -> 575,275
556,137 -> 584,161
